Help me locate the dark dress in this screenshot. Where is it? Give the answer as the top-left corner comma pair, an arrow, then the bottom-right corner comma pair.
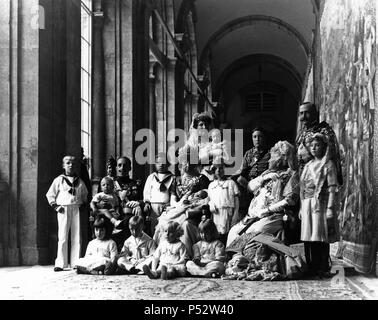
233,147 -> 270,225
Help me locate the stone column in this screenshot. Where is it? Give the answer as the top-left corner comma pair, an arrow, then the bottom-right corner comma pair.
149,61 -> 157,138
191,93 -> 199,117
167,58 -> 177,174
148,61 -> 157,174
92,0 -> 105,189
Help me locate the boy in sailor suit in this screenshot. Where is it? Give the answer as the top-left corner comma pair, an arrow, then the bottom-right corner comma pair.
143,153 -> 178,236
46,156 -> 89,271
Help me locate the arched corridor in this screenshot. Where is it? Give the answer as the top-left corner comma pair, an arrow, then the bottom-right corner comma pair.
0,0 -> 377,278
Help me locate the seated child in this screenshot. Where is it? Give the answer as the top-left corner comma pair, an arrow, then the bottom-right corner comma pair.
143,221 -> 188,280
97,157 -> 117,193
117,216 -> 157,274
186,219 -> 226,278
91,177 -> 122,231
76,215 -> 118,275
143,153 -> 177,237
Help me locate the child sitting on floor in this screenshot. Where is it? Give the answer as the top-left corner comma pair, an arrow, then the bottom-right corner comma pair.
76,215 -> 118,275
117,216 -> 157,274
143,221 -> 188,280
186,219 -> 226,278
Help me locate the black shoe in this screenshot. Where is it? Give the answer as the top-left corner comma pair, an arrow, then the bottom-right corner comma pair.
143,265 -> 157,279
54,267 -> 63,272
160,265 -> 168,280
115,267 -> 127,275
318,271 -> 333,279
129,267 -> 140,275
76,267 -> 84,274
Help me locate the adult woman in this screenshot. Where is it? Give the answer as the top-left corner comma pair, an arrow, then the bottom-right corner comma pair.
185,112 -> 217,181
232,127 -> 271,225
227,141 -> 299,247
240,127 -> 270,182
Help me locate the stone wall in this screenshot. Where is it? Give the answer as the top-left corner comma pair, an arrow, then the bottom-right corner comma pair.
315,0 -> 377,273
102,0 -> 149,179
0,0 -> 82,266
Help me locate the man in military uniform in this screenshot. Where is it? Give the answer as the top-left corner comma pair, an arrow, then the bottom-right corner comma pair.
296,102 -> 343,185
112,156 -> 144,250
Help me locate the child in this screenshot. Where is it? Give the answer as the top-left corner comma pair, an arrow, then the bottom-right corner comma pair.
46,155 -> 89,272
299,133 -> 338,277
117,216 -> 157,274
208,161 -> 240,245
209,129 -> 230,162
91,177 -> 122,230
143,221 -> 188,280
143,153 -> 177,236
186,219 -> 226,277
76,215 -> 118,275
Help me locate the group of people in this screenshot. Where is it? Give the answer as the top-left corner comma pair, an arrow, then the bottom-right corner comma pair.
46,102 -> 343,281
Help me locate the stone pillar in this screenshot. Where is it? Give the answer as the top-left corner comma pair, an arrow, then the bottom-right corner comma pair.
0,0 -> 19,266
191,93 -> 199,117
167,59 -> 177,174
0,181 -> 8,265
92,0 -> 106,188
0,0 -> 82,266
148,61 -> 157,174
149,61 -> 157,138
167,59 -> 177,143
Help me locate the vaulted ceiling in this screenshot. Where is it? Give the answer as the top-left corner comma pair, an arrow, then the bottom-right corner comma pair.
174,0 -> 317,138
177,0 -> 317,90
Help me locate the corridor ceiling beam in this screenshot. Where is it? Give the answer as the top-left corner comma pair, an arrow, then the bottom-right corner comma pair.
150,7 -> 216,109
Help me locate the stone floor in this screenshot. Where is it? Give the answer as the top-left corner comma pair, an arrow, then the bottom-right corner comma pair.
0,264 -> 377,300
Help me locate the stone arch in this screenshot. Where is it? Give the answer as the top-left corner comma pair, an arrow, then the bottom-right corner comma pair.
214,54 -> 303,101
199,15 -> 310,71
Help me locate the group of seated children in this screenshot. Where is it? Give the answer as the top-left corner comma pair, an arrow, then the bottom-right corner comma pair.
76,213 -> 226,280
